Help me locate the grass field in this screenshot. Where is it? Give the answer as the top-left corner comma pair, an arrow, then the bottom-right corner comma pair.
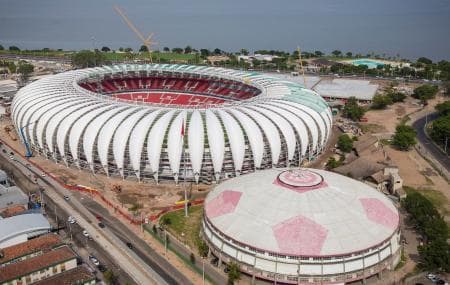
160,205 -> 204,249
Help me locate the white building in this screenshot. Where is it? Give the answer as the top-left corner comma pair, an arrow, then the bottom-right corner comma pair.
0,213 -> 51,248
12,64 -> 332,184
202,168 -> 401,284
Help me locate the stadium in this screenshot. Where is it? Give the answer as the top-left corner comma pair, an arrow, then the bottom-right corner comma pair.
11,64 -> 331,183
202,168 -> 401,284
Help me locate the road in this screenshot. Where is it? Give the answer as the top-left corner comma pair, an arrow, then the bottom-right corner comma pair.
412,112 -> 450,172
0,142 -> 177,285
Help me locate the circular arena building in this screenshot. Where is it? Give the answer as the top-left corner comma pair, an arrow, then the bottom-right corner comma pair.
202,168 -> 401,284
11,64 -> 331,183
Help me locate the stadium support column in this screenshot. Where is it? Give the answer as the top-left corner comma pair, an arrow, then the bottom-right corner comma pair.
251,255 -> 257,284
362,252 -> 366,284
377,246 -> 382,279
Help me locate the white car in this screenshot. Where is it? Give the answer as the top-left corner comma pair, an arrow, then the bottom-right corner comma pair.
427,273 -> 437,280
67,216 -> 76,224
89,255 -> 100,266
41,173 -> 46,177
82,230 -> 90,238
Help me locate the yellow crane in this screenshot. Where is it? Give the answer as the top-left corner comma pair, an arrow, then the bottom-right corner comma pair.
297,46 -> 307,87
113,5 -> 156,63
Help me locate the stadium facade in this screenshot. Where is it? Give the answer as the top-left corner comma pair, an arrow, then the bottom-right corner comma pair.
202,169 -> 401,284
12,64 -> 331,183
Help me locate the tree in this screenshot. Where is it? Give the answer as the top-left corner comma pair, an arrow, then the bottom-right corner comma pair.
184,45 -> 192,54
197,240 -> 209,257
101,46 -> 111,52
314,50 -> 324,57
392,124 -> 416,150
171,47 -> 183,54
71,50 -> 107,68
0,44 -> 4,50
346,51 -> 353,58
190,253 -> 196,264
103,270 -> 119,285
418,238 -> 450,271
412,84 -> 438,102
435,101 -> 450,116
139,45 -> 149,52
417,57 -> 432,65
240,48 -> 249,56
388,90 -> 406,103
342,97 -> 365,121
17,61 -> 34,81
8,46 -> 20,51
326,157 -> 341,169
337,134 -> 353,153
200,49 -> 210,58
430,114 -> 450,155
443,81 -> 450,97
213,48 -> 222,55
124,47 -> 133,52
331,50 -> 342,57
371,94 -> 393,109
227,262 -> 241,285
163,46 -> 170,52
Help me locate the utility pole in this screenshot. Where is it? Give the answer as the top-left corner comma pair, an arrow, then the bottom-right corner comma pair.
445,137 -> 448,154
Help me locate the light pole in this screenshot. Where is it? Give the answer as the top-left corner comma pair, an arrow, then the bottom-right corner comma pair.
202,257 -> 205,285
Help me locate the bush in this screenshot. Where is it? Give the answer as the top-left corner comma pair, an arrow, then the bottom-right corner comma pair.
430,114 -> 450,154
435,100 -> 450,116
227,262 -> 241,285
372,94 -> 393,109
392,124 -> 416,150
326,157 -> 341,169
197,239 -> 209,258
343,97 -> 366,121
412,84 -> 438,102
388,90 -> 406,103
337,134 -> 353,153
190,253 -> 196,264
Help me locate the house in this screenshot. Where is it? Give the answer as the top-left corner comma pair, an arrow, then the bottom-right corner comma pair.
0,245 -> 77,285
0,234 -> 63,267
32,266 -> 96,285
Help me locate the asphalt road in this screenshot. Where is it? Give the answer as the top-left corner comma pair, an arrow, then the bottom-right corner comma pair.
78,196 -> 194,285
412,112 -> 450,171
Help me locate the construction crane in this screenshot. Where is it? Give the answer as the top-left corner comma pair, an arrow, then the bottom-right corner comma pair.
114,5 -> 156,63
19,121 -> 37,158
297,46 -> 307,87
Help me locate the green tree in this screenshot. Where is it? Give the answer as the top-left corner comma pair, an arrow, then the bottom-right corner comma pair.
184,45 -> 192,54
314,50 -> 324,57
342,97 -> 366,121
392,124 -> 416,150
197,239 -> 209,257
418,239 -> 450,272
171,47 -> 183,54
163,46 -> 170,52
371,94 -> 393,109
139,45 -> 149,52
213,48 -> 222,55
331,50 -> 342,57
412,84 -> 438,102
0,44 -> 4,50
8,46 -> 20,51
443,81 -> 450,96
101,46 -> 111,52
435,101 -> 450,116
227,262 -> 241,285
337,134 -> 354,152
430,114 -> 450,154
240,48 -> 249,56
417,57 -> 433,65
71,50 -> 107,68
326,157 -> 341,169
103,270 -> 119,285
124,47 -> 133,52
388,90 -> 406,103
346,51 -> 353,58
17,61 -> 34,81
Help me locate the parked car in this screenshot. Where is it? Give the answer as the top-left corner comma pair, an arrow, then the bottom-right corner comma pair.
126,242 -> 133,249
97,264 -> 107,272
67,216 -> 76,224
64,195 -> 70,201
98,222 -> 105,228
82,230 -> 90,238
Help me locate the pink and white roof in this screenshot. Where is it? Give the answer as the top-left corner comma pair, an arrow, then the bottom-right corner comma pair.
204,168 -> 399,257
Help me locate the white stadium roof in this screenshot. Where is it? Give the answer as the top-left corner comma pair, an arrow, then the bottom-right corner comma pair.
12,64 -> 332,183
204,168 -> 399,257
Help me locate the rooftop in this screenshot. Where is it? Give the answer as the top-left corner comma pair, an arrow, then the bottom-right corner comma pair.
0,185 -> 28,210
0,204 -> 27,218
0,234 -> 62,265
0,246 -> 76,283
32,265 -> 95,285
314,78 -> 379,101
204,168 -> 399,257
0,213 -> 51,246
